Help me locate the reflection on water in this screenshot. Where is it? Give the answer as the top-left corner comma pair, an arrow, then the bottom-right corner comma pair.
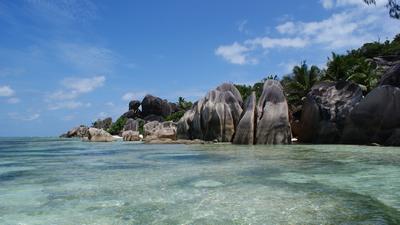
0,137 -> 399,224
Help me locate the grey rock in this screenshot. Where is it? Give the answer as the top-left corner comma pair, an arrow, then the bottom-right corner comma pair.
233,92 -> 256,144
177,83 -> 243,142
141,95 -> 172,118
341,85 -> 400,146
379,63 -> 400,88
143,121 -> 177,141
123,119 -> 139,131
256,80 -> 291,144
129,100 -> 141,111
60,125 -> 89,138
93,117 -> 112,130
122,130 -> 141,141
298,81 -> 363,143
88,128 -> 114,142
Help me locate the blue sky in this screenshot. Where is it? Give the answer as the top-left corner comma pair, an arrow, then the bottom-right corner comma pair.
0,0 -> 398,136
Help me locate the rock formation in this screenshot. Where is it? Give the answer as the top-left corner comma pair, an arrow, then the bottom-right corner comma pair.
379,63 -> 400,88
122,130 -> 141,141
143,121 -> 177,141
232,92 -> 256,144
178,81 -> 292,144
60,125 -> 89,138
87,128 -> 114,142
141,95 -> 172,118
92,117 -> 112,130
256,80 -> 292,144
177,83 -> 243,142
297,81 -> 363,143
341,85 -> 400,146
123,118 -> 139,131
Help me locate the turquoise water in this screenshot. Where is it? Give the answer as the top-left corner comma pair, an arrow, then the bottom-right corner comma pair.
0,138 -> 400,225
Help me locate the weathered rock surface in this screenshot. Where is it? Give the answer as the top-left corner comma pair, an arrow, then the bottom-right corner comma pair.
93,117 -> 112,130
177,83 -> 243,142
60,125 -> 89,138
341,85 -> 400,146
87,128 -> 114,142
123,119 -> 139,131
379,63 -> 400,88
233,92 -> 256,144
129,100 -> 141,111
298,81 -> 363,143
143,121 -> 177,141
122,130 -> 141,141
256,80 -> 292,144
141,95 -> 172,118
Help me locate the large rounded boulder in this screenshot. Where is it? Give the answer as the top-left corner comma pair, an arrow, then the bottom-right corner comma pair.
141,95 -> 172,118
87,128 -> 114,142
256,80 -> 292,144
379,63 -> 400,88
341,85 -> 400,146
298,81 -> 363,143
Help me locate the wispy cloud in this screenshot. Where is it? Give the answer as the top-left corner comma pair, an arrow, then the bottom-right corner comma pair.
122,91 -> 147,101
8,112 -> 40,121
57,43 -> 116,73
0,85 -> 15,97
216,1 -> 398,65
49,76 -> 105,100
48,101 -> 91,110
48,76 -> 104,110
26,0 -> 97,24
215,42 -> 256,65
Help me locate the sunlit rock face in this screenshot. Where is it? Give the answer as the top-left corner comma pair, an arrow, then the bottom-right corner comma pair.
233,92 -> 257,145
342,85 -> 400,146
143,121 -> 177,141
177,83 -> 243,142
255,80 -> 292,144
178,81 -> 292,145
298,81 -> 362,144
87,128 -> 114,142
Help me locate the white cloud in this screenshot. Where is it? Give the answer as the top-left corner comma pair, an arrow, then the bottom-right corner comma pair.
8,112 -> 40,121
276,21 -> 297,34
0,85 -> 15,97
237,19 -> 249,34
215,42 -> 255,65
216,1 -> 398,65
122,92 -> 147,101
49,76 -> 105,100
246,37 -> 308,49
320,0 -> 335,9
7,97 -> 20,104
57,43 -> 115,73
48,101 -> 91,110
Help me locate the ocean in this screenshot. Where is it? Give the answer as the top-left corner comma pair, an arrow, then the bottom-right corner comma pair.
0,137 -> 399,224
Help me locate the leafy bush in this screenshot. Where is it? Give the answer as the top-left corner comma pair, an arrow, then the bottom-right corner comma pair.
165,111 -> 185,122
107,117 -> 127,135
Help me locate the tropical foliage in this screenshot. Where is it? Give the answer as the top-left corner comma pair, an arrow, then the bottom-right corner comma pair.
107,116 -> 127,135
281,61 -> 321,107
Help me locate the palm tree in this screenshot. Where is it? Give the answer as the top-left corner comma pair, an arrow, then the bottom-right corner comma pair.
281,61 -> 321,107
346,60 -> 379,93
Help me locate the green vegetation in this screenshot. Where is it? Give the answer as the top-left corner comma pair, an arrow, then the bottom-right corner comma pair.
107,117 -> 127,135
281,61 -> 321,107
164,97 -> 193,122
235,75 -> 278,102
234,34 -> 400,109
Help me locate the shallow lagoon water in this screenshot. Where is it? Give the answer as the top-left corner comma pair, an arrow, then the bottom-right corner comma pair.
0,138 -> 400,225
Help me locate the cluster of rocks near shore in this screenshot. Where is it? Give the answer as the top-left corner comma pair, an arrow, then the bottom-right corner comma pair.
61,61 -> 400,146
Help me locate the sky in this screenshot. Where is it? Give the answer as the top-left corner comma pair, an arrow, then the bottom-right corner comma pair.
0,0 -> 398,136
